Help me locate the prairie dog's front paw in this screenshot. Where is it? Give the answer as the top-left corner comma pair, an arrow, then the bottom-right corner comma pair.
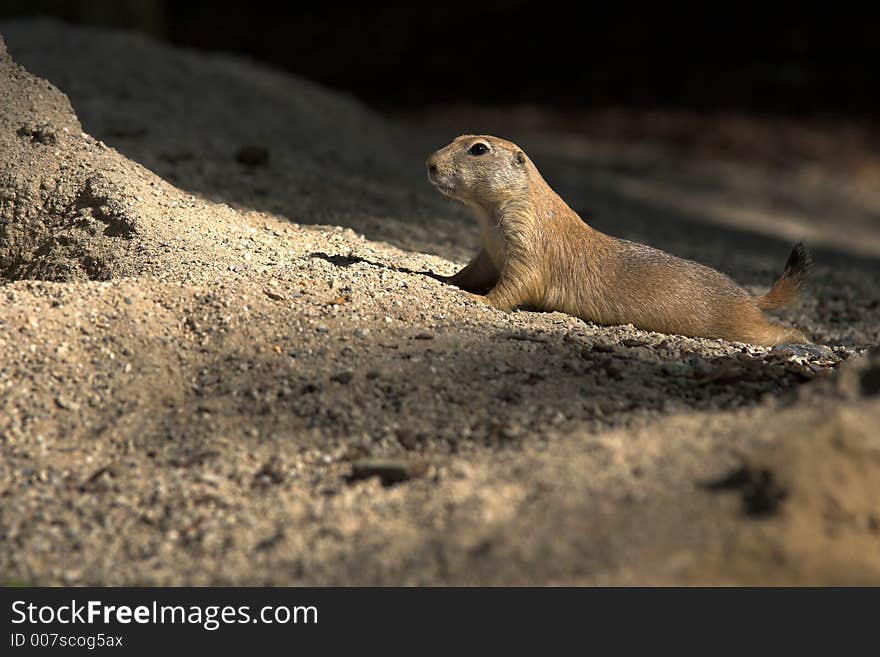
463,291 -> 491,306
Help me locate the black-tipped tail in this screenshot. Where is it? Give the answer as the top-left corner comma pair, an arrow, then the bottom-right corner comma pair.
757,241 -> 812,311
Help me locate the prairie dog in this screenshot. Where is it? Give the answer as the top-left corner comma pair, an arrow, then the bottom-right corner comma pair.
426,134 -> 810,346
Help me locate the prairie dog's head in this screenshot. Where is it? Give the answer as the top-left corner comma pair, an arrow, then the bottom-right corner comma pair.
426,135 -> 531,206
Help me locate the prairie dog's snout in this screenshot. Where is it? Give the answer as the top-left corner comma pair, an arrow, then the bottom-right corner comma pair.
425,148 -> 458,197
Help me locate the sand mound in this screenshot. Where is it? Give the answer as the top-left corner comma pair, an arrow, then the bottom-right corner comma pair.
0,20 -> 436,284
0,36 -> 137,280
688,350 -> 880,584
0,19 -> 434,236
0,31 -> 213,282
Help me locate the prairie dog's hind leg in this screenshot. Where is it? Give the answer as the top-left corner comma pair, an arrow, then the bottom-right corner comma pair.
746,320 -> 832,357
445,249 -> 500,294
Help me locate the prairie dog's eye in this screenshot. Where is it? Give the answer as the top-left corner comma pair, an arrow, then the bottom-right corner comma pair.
468,142 -> 489,156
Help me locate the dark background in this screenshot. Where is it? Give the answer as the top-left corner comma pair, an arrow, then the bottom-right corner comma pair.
2,1 -> 880,115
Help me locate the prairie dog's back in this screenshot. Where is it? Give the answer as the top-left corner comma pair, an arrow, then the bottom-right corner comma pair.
533,233 -> 735,334
598,239 -> 752,337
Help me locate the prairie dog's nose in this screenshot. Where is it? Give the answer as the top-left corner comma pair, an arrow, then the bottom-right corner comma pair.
426,155 -> 438,179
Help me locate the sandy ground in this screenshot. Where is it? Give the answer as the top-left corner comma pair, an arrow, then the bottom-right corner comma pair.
1,20 -> 879,585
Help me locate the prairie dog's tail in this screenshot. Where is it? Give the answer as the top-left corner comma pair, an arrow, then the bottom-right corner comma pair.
757,241 -> 812,311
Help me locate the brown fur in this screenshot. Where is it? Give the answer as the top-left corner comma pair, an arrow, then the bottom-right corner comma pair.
427,135 -> 811,346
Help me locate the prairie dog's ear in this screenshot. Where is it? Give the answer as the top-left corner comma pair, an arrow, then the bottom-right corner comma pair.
515,150 -> 526,165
